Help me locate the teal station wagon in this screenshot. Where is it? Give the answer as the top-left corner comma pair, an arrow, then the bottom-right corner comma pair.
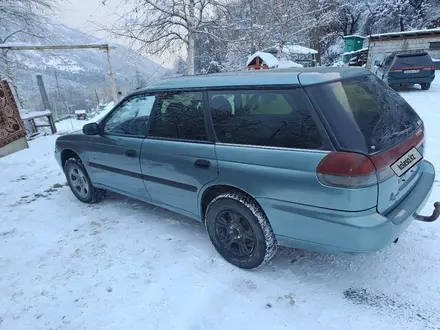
55,68 -> 439,269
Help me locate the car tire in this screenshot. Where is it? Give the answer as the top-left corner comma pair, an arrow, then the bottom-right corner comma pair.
205,192 -> 277,269
421,83 -> 431,90
64,157 -> 106,203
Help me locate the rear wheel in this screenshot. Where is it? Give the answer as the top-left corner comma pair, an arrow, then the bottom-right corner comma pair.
205,192 -> 277,269
64,158 -> 105,203
421,83 -> 431,90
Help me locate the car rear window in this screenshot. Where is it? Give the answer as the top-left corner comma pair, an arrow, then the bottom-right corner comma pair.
208,89 -> 323,149
309,75 -> 421,154
392,54 -> 433,69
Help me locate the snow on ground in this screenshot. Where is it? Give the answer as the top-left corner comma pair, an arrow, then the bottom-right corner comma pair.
55,102 -> 114,134
1,78 -> 440,330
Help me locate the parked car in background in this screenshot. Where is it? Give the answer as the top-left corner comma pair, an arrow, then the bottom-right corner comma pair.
55,68 -> 439,269
74,110 -> 87,120
374,51 -> 435,90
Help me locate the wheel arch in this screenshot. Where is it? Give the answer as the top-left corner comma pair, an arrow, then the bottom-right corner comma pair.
60,148 -> 82,171
199,183 -> 266,223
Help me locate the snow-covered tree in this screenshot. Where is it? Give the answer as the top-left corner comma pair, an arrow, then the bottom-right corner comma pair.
102,0 -> 229,75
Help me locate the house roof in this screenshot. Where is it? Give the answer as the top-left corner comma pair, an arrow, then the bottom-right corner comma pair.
262,44 -> 318,55
369,28 -> 440,40
343,34 -> 366,39
138,67 -> 371,92
342,47 -> 369,56
246,51 -> 278,68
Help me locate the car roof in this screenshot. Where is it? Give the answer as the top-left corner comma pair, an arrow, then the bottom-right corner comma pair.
137,67 -> 371,93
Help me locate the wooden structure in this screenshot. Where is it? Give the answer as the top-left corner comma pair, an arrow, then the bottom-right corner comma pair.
21,110 -> 57,135
261,44 -> 319,67
246,52 -> 276,70
366,28 -> 440,69
0,43 -> 118,103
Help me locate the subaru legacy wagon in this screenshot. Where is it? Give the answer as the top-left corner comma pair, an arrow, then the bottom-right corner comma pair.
55,68 -> 439,269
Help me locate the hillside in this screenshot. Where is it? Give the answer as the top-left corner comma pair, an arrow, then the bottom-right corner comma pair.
0,23 -> 167,113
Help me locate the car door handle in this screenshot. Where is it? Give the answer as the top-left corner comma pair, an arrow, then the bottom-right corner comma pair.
194,159 -> 210,168
125,150 -> 137,158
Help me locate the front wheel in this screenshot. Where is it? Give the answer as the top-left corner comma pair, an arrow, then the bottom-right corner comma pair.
64,158 -> 106,203
205,192 -> 277,269
421,83 -> 431,90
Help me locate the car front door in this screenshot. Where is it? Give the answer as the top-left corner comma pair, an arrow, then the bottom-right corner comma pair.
140,91 -> 218,218
85,94 -> 156,200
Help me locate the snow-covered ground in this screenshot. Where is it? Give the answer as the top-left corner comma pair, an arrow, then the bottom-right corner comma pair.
1,79 -> 440,330
55,102 -> 114,134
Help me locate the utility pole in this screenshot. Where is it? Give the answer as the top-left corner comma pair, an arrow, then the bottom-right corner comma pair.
105,46 -> 118,103
54,70 -> 62,119
36,75 -> 50,110
94,89 -> 100,103
36,74 -> 56,123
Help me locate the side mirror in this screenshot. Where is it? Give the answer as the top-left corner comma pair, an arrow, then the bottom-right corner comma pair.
82,122 -> 100,135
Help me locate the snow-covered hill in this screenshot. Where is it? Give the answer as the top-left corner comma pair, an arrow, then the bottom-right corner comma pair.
0,23 -> 167,112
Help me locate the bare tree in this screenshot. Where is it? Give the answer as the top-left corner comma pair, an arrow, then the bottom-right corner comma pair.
102,0 -> 228,75
0,0 -> 55,106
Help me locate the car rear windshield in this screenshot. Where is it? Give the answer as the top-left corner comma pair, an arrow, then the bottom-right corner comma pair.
309,75 -> 421,154
392,54 -> 433,69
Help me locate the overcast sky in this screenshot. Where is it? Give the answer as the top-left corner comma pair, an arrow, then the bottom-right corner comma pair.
55,0 -> 172,67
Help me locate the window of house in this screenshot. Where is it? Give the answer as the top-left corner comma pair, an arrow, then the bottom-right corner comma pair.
148,91 -> 207,141
104,94 -> 156,136
208,89 -> 322,149
429,42 -> 440,50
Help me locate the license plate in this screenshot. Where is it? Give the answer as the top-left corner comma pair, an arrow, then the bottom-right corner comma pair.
390,147 -> 423,177
404,70 -> 420,74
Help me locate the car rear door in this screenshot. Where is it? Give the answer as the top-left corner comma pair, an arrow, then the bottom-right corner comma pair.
389,53 -> 434,80
140,91 -> 218,218
307,74 -> 424,217
85,94 -> 155,200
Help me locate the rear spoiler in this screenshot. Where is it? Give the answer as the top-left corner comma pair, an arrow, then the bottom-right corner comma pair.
396,52 -> 429,58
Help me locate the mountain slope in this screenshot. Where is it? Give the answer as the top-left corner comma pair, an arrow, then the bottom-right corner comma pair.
0,23 -> 167,113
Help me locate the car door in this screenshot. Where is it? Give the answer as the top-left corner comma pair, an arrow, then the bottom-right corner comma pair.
85,94 -> 156,200
140,91 -> 218,218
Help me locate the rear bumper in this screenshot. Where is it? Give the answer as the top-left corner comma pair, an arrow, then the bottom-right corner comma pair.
258,160 -> 436,254
387,75 -> 435,85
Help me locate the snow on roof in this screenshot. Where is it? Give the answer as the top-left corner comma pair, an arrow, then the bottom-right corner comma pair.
246,52 -> 278,68
343,34 -> 366,39
277,60 -> 303,69
370,28 -> 440,39
262,44 -> 318,55
342,47 -> 369,56
74,110 -> 87,114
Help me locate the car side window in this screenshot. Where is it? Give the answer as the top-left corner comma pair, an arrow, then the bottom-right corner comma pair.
104,95 -> 156,136
208,89 -> 323,149
148,91 -> 207,141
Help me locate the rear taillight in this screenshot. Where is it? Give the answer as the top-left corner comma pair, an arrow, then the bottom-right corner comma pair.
370,124 -> 424,182
317,125 -> 424,188
317,152 -> 377,188
390,68 -> 402,72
